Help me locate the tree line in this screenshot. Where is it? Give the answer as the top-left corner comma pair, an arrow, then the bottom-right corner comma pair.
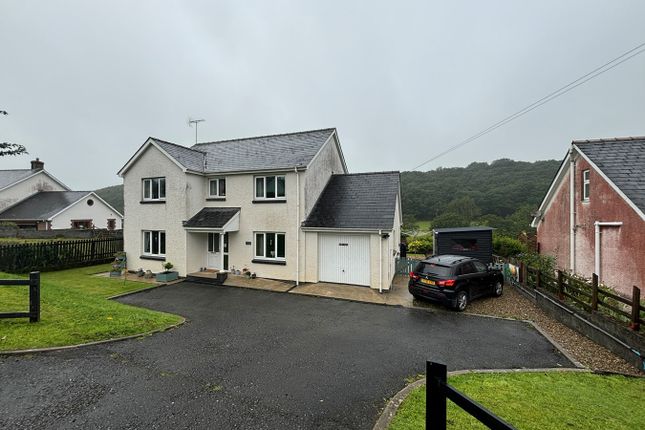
401,158 -> 561,237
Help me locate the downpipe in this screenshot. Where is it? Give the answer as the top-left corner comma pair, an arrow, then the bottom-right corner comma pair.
295,166 -> 300,286
379,229 -> 383,293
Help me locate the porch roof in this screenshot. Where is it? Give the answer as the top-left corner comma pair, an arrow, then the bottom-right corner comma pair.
183,207 -> 240,231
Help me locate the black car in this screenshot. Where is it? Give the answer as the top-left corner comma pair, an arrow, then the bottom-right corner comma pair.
408,254 -> 504,311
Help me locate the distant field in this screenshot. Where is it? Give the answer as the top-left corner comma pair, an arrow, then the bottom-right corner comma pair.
415,220 -> 432,231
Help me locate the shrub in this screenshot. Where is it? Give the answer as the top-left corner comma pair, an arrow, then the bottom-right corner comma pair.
407,235 -> 433,255
493,235 -> 527,257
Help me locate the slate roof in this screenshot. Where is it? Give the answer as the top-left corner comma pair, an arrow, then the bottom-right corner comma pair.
574,136 -> 645,213
433,227 -> 494,233
183,207 -> 240,229
151,138 -> 206,172
149,128 -> 336,174
0,191 -> 90,220
302,172 -> 400,230
0,169 -> 37,189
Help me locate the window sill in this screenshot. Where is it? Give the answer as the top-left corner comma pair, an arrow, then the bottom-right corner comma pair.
140,255 -> 166,261
140,200 -> 166,204
252,259 -> 286,266
252,199 -> 287,204
206,197 -> 226,201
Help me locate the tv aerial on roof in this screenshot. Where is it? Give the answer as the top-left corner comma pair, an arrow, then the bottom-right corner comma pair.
188,117 -> 205,145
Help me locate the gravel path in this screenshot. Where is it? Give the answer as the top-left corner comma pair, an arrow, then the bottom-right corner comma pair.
465,284 -> 640,375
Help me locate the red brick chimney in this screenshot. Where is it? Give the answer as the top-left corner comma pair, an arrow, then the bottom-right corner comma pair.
30,158 -> 44,171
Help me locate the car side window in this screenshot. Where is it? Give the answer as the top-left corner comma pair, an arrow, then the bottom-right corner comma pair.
473,261 -> 487,272
459,262 -> 476,275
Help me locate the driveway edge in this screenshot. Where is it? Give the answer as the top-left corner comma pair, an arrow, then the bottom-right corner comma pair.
372,367 -> 589,430
0,317 -> 186,356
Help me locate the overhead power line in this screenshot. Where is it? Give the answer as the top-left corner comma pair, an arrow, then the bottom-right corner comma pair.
411,41 -> 645,171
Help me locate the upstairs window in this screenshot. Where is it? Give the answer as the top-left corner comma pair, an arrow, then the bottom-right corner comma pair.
582,170 -> 590,201
143,177 -> 166,201
255,175 -> 286,200
209,178 -> 226,198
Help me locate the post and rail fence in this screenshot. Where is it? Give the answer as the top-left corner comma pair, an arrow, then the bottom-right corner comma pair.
0,237 -> 123,273
499,256 -> 644,332
426,361 -> 516,430
0,271 -> 40,322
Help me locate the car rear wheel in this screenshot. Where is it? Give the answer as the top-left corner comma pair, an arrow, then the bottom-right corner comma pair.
493,281 -> 503,297
452,290 -> 468,312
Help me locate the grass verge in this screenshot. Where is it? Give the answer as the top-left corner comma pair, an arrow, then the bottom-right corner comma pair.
389,371 -> 645,430
0,264 -> 182,351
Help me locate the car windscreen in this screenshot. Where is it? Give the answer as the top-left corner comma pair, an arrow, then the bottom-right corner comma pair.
415,262 -> 452,277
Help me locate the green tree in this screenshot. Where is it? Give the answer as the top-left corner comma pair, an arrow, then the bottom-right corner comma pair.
1,110 -> 28,157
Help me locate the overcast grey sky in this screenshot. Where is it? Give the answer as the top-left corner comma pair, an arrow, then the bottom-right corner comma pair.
1,1 -> 644,189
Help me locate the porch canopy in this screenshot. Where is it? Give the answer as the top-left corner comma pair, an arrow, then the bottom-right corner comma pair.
183,207 -> 240,233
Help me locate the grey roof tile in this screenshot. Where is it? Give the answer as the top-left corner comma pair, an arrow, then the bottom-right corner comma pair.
195,128 -> 335,173
184,207 -> 240,228
302,172 -> 400,230
574,137 -> 645,213
151,128 -> 335,174
151,138 -> 206,172
0,191 -> 90,220
0,169 -> 37,189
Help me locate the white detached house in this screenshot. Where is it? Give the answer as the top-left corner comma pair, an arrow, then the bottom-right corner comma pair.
118,128 -> 402,290
0,159 -> 123,230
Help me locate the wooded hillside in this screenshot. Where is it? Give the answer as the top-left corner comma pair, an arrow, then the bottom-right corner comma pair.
401,158 -> 561,236
95,184 -> 124,214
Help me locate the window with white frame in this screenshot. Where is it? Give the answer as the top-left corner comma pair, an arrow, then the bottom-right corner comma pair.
582,170 -> 590,201
208,178 -> 226,198
255,175 -> 285,200
143,230 -> 166,257
142,177 -> 166,201
254,232 -> 285,260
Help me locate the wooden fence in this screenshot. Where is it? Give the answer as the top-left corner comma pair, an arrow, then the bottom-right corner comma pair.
0,272 -> 40,322
0,238 -> 123,273
396,257 -> 423,275
511,260 -> 643,331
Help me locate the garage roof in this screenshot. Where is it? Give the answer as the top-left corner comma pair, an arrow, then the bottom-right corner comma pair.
302,172 -> 400,230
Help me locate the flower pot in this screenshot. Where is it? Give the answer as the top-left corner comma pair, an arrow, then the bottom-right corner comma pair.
109,271 -> 122,277
156,271 -> 179,282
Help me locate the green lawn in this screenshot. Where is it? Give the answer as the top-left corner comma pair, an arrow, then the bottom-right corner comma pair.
0,265 -> 182,351
389,372 -> 645,430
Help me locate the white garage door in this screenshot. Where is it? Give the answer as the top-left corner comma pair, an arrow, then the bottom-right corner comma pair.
319,233 -> 371,286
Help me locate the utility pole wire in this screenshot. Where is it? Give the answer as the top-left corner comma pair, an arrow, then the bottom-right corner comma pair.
411,42 -> 645,171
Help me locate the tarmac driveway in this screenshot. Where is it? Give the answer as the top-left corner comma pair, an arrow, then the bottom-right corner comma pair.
0,281 -> 572,429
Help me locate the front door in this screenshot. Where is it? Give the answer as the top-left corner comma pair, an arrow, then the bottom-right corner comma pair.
207,233 -> 221,269
222,233 -> 229,271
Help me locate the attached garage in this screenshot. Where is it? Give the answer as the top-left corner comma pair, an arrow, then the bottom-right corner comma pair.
302,172 -> 402,290
318,233 -> 370,286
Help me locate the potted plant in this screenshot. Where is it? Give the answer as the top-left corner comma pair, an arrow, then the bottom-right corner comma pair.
156,261 -> 179,282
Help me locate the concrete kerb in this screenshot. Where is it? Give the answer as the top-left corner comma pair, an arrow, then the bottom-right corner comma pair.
0,280 -> 187,356
372,367 -> 591,430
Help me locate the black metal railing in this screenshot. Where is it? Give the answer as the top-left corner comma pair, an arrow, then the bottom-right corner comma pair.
426,361 -> 516,430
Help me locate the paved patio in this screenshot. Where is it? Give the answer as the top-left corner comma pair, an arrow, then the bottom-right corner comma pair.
289,275 -> 414,307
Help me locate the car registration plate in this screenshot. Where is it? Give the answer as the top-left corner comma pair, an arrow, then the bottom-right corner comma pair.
421,278 -> 435,285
